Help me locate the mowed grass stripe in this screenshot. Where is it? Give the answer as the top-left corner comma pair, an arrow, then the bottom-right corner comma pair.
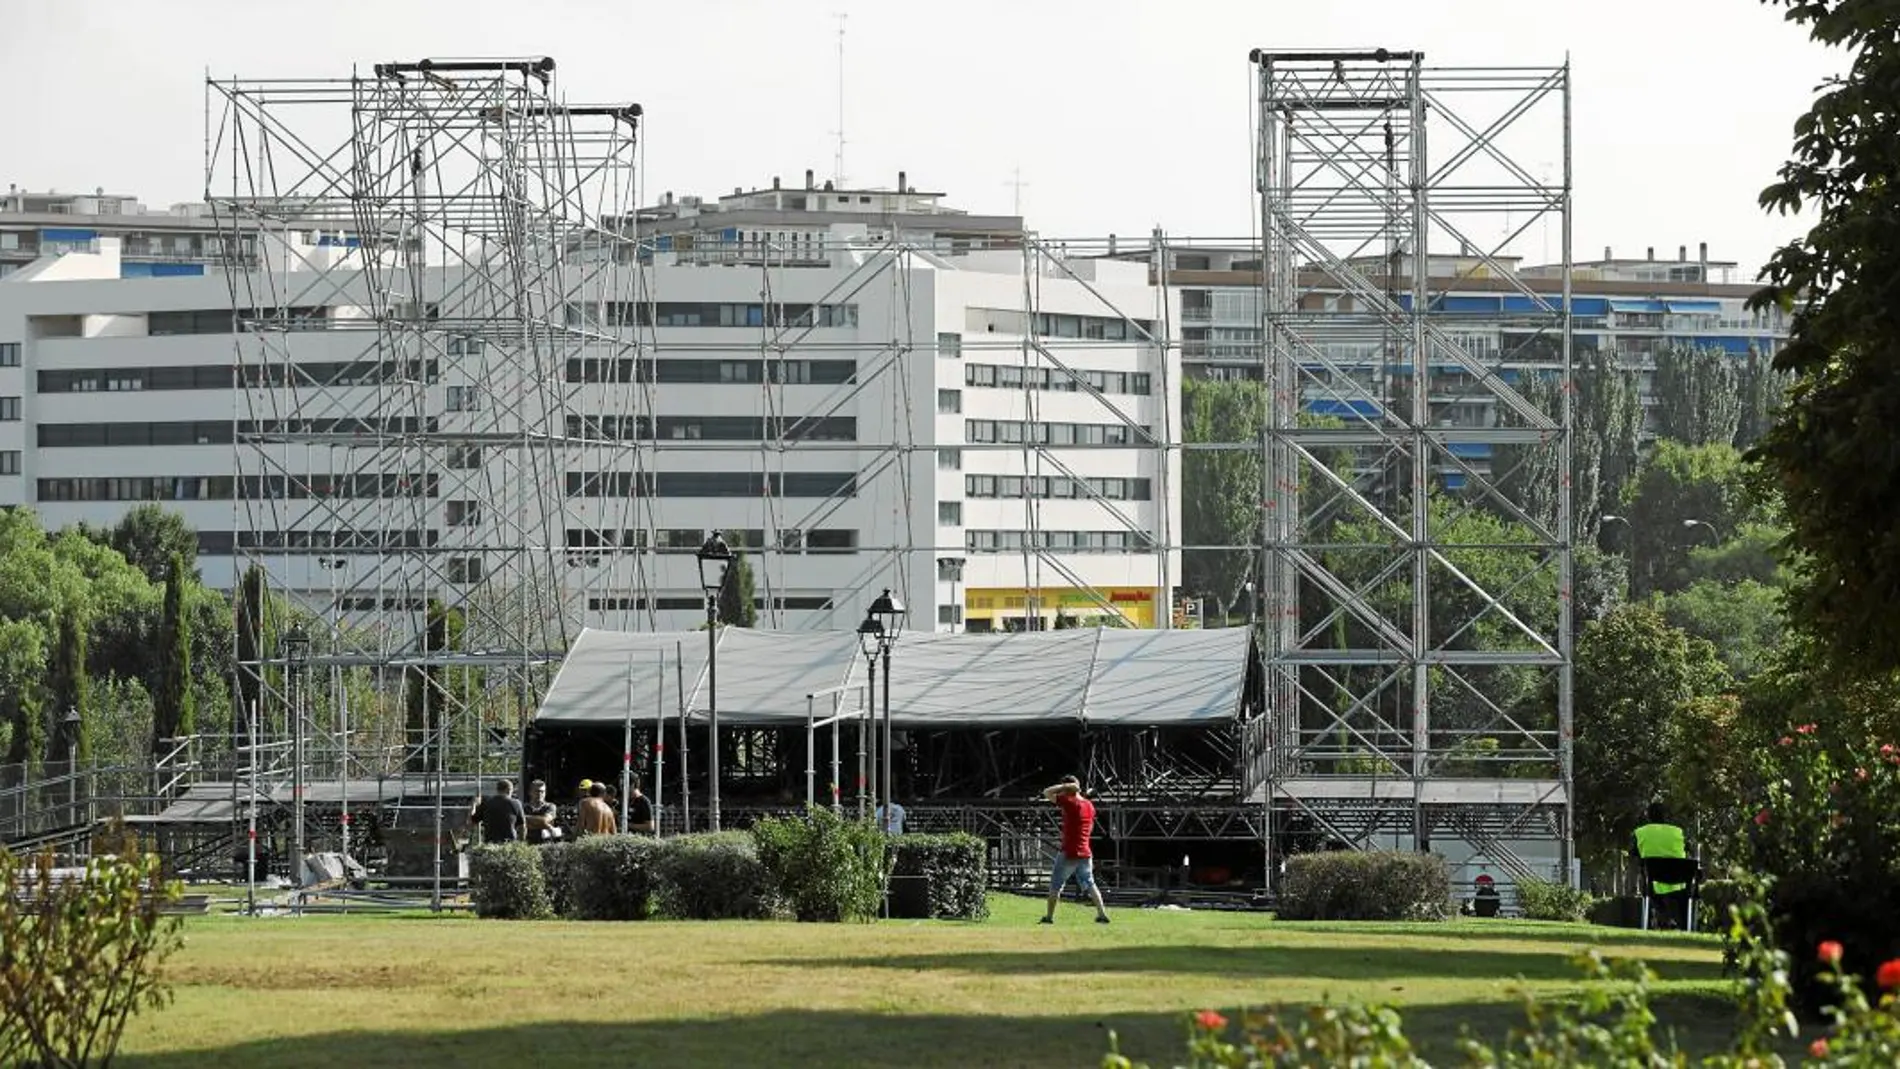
116,895 -> 1732,1068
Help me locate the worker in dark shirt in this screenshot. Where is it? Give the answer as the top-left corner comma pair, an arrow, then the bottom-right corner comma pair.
468,779 -> 526,844
626,783 -> 655,834
523,779 -> 561,844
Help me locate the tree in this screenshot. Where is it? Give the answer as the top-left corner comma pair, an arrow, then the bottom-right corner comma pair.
1748,0 -> 1900,676
103,504 -> 198,585
47,609 -> 92,766
0,620 -> 46,768
717,554 -> 759,627
1683,521 -> 1791,588
1651,345 -> 1741,447
404,600 -> 463,773
1572,603 -> 1730,867
1180,377 -> 1264,611
1733,345 -> 1786,449
150,554 -> 194,757
1619,440 -> 1758,597
234,565 -> 266,751
1486,354 -> 1640,543
1658,580 -> 1788,681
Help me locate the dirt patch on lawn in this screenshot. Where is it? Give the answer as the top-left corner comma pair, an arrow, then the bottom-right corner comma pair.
168,962 -> 435,991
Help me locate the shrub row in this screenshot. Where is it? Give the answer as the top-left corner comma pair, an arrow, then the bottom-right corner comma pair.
1516,875 -> 1597,922
1276,851 -> 1451,921
468,810 -> 990,923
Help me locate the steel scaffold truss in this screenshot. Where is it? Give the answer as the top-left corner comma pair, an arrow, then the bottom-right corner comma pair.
1250,49 -> 1575,887
205,60 -> 645,880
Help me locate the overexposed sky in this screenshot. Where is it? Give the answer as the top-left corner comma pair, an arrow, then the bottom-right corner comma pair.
0,0 -> 1841,276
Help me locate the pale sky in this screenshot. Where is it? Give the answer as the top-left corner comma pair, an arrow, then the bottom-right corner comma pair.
0,0 -> 1841,277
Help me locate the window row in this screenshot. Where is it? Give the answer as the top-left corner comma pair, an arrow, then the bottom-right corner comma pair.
569,301 -> 860,330
38,360 -> 443,394
588,595 -> 838,613
964,529 -> 1158,553
566,414 -> 856,442
148,306 -> 330,336
1029,312 -> 1156,341
963,419 -> 1155,446
196,529 -> 438,554
963,475 -> 1153,501
963,364 -> 1152,395
564,357 -> 857,386
38,417 -> 434,447
564,471 -> 859,498
36,473 -> 439,503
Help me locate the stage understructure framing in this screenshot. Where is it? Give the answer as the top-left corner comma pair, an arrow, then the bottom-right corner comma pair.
23,48 -> 1575,907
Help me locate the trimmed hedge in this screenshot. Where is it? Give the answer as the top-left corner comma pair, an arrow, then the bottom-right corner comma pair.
890,834 -> 989,921
1277,851 -> 1451,922
650,832 -> 778,920
569,835 -> 666,920
538,842 -> 579,917
468,843 -> 551,919
1516,875 -> 1596,922
752,807 -> 888,923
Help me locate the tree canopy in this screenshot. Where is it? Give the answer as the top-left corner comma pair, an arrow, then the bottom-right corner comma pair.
1749,0 -> 1900,676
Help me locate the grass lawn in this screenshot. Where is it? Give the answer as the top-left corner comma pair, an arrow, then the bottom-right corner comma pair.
116,895 -> 1732,1068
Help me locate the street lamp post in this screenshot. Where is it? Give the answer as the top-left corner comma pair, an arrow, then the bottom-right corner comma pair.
282,625 -> 310,896
1681,518 -> 1719,542
860,590 -> 906,834
62,706 -> 81,819
695,531 -> 734,832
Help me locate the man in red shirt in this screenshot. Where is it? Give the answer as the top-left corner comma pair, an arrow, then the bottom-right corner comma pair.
1041,775 -> 1110,925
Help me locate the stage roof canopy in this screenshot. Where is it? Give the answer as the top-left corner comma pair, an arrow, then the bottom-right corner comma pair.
535,626 -> 1253,729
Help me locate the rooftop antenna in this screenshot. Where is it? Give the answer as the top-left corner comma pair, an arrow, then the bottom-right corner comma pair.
831,13 -> 848,188
1005,166 -> 1030,217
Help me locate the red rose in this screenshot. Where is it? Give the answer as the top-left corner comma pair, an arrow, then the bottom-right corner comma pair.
1818,940 -> 1843,965
1797,723 -> 1818,735
1881,743 -> 1896,756
1195,1010 -> 1228,1031
1755,808 -> 1771,827
1810,1036 -> 1829,1058
1878,960 -> 1900,990
1779,736 -> 1795,747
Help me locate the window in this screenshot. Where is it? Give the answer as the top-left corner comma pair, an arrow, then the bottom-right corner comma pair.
777,528 -> 805,552
0,450 -> 17,475
445,500 -> 480,526
938,604 -> 964,626
938,501 -> 962,526
0,397 -> 18,421
448,557 -> 484,584
446,385 -> 482,412
937,332 -> 961,359
448,445 -> 483,470
936,389 -> 961,414
937,448 -> 961,470
936,558 -> 965,581
0,343 -> 19,367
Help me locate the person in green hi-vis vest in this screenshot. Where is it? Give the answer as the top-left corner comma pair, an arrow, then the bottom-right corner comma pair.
1631,801 -> 1690,928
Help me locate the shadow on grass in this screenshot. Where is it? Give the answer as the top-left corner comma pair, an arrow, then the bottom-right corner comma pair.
1243,919 -> 1723,955
761,942 -> 1726,984
114,996 -> 1748,1069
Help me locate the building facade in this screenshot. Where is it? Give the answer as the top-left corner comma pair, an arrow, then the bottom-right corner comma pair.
0,188 -> 1180,638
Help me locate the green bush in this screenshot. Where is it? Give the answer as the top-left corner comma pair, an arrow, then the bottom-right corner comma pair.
468,843 -> 552,919
569,835 -> 666,921
1698,877 -> 1738,933
0,843 -> 184,1068
890,833 -> 990,921
752,807 -> 888,923
651,832 -> 777,920
537,842 -> 579,918
1516,876 -> 1596,923
1276,851 -> 1450,922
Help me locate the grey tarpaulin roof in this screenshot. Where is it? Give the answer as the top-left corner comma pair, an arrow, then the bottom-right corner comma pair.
534,626 -> 1252,728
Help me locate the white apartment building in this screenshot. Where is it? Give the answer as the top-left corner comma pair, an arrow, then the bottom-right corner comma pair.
0,192 -> 1181,637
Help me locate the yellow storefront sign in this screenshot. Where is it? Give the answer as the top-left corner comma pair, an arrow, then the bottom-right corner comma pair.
963,586 -> 1160,630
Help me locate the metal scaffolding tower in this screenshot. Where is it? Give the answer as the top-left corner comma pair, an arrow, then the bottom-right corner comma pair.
1249,49 -> 1574,887
205,59 -> 643,875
